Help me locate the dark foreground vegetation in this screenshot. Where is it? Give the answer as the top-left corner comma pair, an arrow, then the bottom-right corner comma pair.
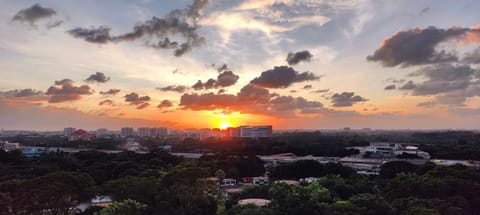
1,148 -> 480,215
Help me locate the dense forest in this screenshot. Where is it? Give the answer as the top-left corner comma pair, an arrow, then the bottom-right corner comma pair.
1,149 -> 480,215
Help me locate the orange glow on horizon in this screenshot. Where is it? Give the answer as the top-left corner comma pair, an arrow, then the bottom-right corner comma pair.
219,121 -> 232,130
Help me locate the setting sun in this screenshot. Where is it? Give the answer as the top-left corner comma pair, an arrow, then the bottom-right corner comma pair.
219,121 -> 232,130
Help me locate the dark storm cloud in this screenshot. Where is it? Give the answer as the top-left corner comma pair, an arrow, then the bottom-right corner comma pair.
399,81 -> 416,90
303,84 -> 312,89
99,89 -> 120,96
462,47 -> 480,64
384,85 -> 396,90
67,0 -> 208,56
46,79 -> 93,103
124,92 -> 151,105
367,26 -> 480,67
192,70 -> 239,90
331,92 -> 368,107
98,99 -> 114,106
157,100 -> 174,109
12,4 -> 56,26
250,66 -> 319,88
286,50 -> 313,65
85,72 -> 110,83
157,85 -> 188,93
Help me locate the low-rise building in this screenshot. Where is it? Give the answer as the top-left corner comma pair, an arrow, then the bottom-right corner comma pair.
1,141 -> 20,151
68,129 -> 93,141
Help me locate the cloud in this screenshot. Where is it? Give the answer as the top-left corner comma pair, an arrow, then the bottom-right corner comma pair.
85,72 -> 110,83
1,89 -> 44,98
192,70 -> 239,90
157,85 -> 188,93
385,78 -> 405,84
99,99 -> 114,106
180,83 -> 326,116
312,89 -> 329,94
462,47 -> 480,64
68,26 -> 112,43
331,92 -> 368,107
449,108 -> 480,116
12,4 -> 56,26
0,88 -> 48,103
124,92 -> 151,109
384,85 -> 396,90
399,81 -> 416,90
398,64 -> 480,106
124,92 -> 150,105
99,89 -> 120,96
136,103 -> 150,110
408,64 -> 475,95
67,0 -> 209,56
286,50 -> 313,65
367,25 -> 480,67
419,7 -> 430,15
46,79 -> 93,103
157,100 -> 174,109
250,66 -> 319,88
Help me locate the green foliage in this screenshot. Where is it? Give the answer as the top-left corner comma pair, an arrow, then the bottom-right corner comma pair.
95,199 -> 147,215
227,204 -> 274,215
198,154 -> 265,178
269,160 -> 355,180
268,182 -> 330,215
379,161 -> 418,178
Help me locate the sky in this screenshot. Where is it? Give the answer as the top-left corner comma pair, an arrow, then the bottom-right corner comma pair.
0,0 -> 479,131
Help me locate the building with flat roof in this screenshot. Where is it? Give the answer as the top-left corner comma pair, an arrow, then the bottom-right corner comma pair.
64,127 -> 76,136
120,127 -> 135,137
238,126 -> 272,138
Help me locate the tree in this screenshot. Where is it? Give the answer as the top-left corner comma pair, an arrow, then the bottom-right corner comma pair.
379,161 -> 418,178
216,169 -> 226,182
95,199 -> 147,215
349,193 -> 394,215
1,171 -> 96,215
227,204 -> 274,215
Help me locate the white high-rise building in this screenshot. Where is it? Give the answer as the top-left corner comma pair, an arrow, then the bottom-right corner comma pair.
238,126 -> 272,138
64,127 -> 76,136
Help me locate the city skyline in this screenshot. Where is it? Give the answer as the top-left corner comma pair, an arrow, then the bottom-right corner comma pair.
1,0 -> 480,130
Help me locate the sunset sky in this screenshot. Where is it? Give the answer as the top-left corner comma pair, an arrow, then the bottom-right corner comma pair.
1,0 -> 480,130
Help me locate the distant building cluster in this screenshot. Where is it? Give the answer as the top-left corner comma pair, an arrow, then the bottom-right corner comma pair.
0,141 -> 20,151
366,142 -> 430,159
116,125 -> 272,140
